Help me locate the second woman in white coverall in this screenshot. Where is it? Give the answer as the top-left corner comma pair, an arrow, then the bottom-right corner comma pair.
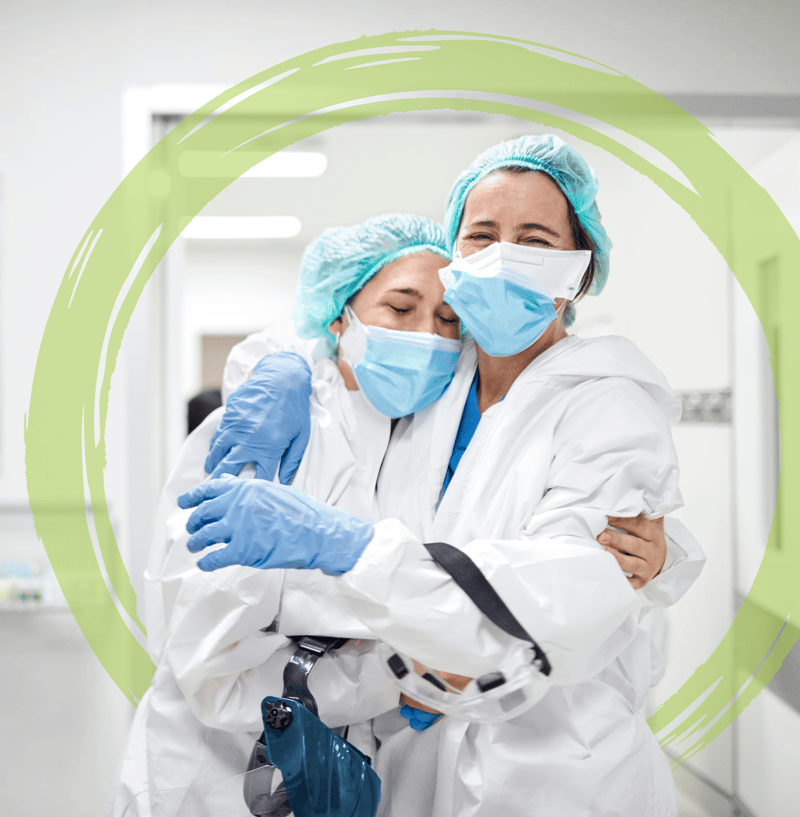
181,136 -> 705,816
109,214 -> 464,815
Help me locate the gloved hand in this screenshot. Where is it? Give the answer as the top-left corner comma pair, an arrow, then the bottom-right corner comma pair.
205,352 -> 313,484
178,477 -> 374,575
399,705 -> 442,732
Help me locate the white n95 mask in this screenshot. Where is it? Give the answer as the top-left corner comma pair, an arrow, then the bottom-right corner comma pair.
440,242 -> 591,357
339,306 -> 461,419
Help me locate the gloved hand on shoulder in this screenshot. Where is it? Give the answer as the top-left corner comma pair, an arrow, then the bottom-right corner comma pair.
205,352 -> 313,484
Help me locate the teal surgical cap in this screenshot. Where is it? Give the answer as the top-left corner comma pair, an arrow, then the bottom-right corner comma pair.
444,134 -> 612,307
294,213 -> 451,352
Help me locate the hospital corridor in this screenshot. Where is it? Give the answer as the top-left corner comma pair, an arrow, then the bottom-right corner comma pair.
1,3 -> 799,816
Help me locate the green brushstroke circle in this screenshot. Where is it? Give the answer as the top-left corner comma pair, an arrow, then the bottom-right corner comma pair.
26,31 -> 799,756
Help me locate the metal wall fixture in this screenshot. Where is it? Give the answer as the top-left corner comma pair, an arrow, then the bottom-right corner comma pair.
676,389 -> 733,423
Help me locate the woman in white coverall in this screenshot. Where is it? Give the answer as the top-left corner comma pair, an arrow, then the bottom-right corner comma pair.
109,213 -> 464,816
181,135 -> 705,817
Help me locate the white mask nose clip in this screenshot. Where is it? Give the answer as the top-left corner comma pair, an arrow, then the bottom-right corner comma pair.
444,242 -> 591,301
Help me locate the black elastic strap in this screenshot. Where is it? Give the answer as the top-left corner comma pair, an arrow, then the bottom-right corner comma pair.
423,541 -> 551,676
282,636 -> 349,717
288,635 -> 348,650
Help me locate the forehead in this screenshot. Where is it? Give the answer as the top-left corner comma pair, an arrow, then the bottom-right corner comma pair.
461,169 -> 571,226
369,250 -> 450,289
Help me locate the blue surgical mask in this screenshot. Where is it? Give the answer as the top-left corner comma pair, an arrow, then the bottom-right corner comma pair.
440,242 -> 591,358
339,306 -> 461,418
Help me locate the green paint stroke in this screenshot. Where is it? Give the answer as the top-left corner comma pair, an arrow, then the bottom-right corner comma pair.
26,29 -> 799,749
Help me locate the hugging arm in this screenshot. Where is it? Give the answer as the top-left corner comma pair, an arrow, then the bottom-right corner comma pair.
161,491 -> 399,734
183,383 -> 703,688
335,380 -> 687,685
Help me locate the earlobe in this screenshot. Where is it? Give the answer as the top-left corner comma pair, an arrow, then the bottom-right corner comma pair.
330,308 -> 352,338
328,316 -> 343,338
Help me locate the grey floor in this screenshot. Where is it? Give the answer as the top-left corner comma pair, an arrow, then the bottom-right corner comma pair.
1,610 -> 132,817
675,776 -> 735,817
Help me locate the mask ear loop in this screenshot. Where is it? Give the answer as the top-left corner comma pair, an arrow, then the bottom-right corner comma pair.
332,304 -> 358,356
341,304 -> 359,332
554,297 -> 571,319
338,305 -> 357,359
554,255 -> 590,321
329,319 -> 341,357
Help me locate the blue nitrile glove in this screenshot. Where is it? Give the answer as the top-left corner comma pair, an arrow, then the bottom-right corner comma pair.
178,477 -> 374,575
205,352 -> 313,484
399,705 -> 442,731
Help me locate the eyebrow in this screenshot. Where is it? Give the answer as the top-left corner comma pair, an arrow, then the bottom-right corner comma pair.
464,219 -> 562,238
387,288 -> 422,298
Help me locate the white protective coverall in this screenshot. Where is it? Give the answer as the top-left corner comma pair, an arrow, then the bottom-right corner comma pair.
328,333 -> 705,817
110,325 -> 704,817
107,329 -> 402,817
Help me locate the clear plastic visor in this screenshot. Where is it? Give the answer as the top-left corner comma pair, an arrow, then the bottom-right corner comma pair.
379,642 -> 552,724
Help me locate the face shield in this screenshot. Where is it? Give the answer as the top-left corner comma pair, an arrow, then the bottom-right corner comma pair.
381,541 -> 554,723
380,642 -> 552,723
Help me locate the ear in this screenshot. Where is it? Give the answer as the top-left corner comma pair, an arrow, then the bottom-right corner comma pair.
328,316 -> 344,338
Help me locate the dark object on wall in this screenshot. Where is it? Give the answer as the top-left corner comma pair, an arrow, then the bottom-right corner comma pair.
188,388 -> 222,434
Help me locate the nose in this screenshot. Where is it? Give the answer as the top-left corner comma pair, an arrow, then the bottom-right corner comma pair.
422,313 -> 438,335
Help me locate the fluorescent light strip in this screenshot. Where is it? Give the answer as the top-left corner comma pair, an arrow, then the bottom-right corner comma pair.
178,150 -> 327,178
244,151 -> 326,177
182,216 -> 301,239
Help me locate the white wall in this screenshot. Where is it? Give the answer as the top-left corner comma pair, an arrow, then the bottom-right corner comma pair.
1,3 -> 799,815
2,0 -> 799,501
